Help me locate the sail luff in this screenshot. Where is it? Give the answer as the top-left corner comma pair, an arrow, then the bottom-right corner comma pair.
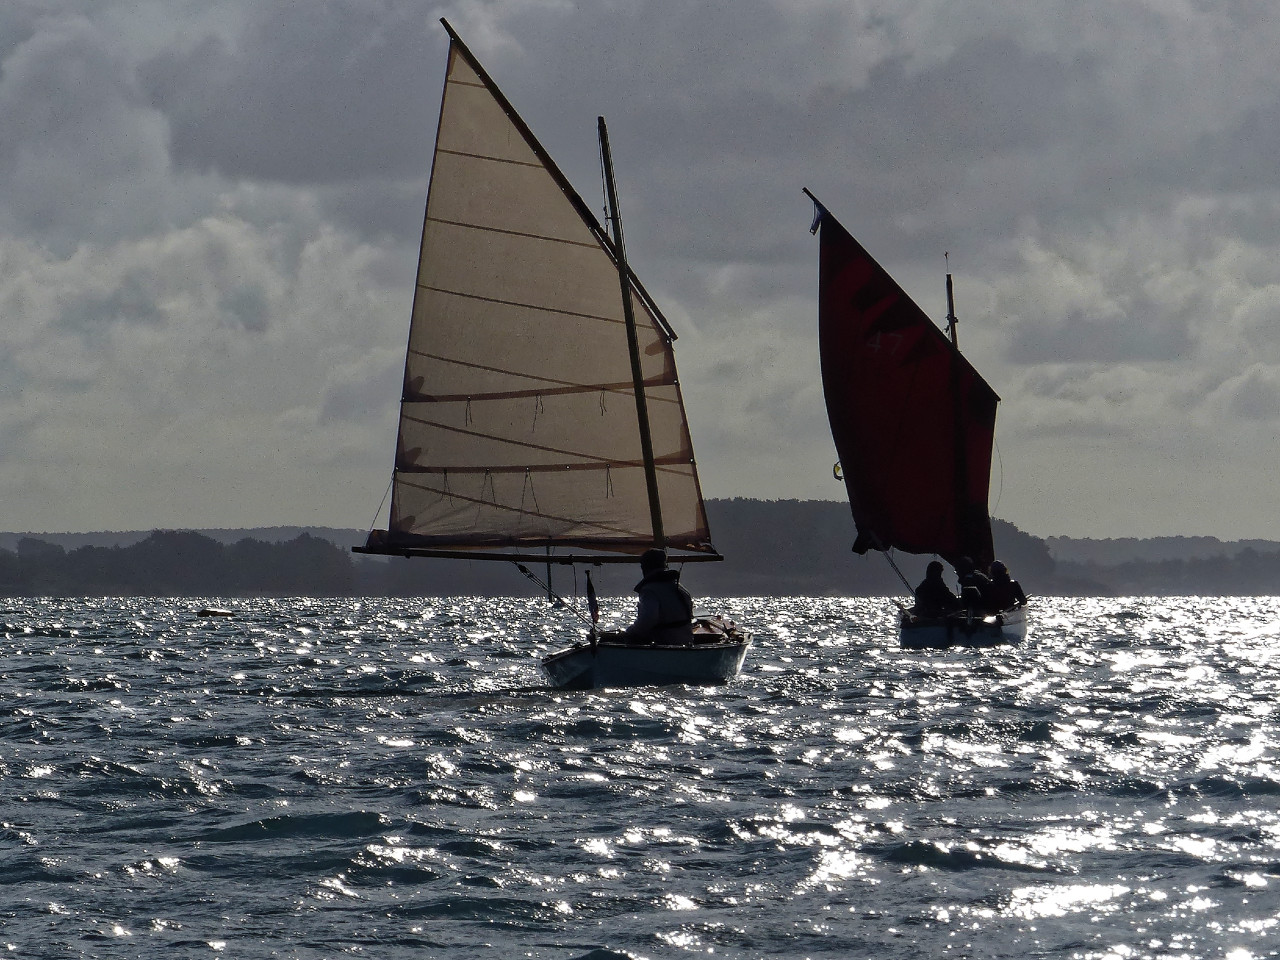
384,38 -> 454,532
808,194 -> 999,568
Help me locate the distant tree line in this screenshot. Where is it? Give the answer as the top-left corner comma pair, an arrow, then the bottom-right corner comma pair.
0,531 -> 361,597
2,501 -> 1276,597
1056,548 -> 1280,596
0,503 -> 1065,598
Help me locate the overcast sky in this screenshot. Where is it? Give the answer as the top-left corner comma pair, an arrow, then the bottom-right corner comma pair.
3,0 -> 1280,541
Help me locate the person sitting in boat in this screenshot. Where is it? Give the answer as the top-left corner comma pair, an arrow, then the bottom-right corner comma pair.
620,547 -> 695,645
955,556 -> 994,613
911,560 -> 961,619
985,560 -> 1027,611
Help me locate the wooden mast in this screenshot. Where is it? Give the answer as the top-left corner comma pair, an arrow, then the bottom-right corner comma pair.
945,267 -> 975,562
598,116 -> 665,548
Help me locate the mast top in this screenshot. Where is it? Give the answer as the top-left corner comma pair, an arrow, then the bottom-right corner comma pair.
945,260 -> 958,348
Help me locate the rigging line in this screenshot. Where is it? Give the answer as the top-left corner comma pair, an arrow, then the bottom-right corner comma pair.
513,562 -> 593,627
991,437 -> 1004,518
396,474 -> 644,539
866,530 -> 914,596
520,467 -> 543,520
365,476 -> 394,538
882,549 -> 915,597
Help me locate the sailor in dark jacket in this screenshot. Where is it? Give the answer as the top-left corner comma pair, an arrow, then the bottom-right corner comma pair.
912,560 -> 961,618
985,560 -> 1027,610
955,556 -> 993,613
623,548 -> 695,645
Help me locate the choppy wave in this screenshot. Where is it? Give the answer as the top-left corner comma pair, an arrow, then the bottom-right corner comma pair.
2,596 -> 1280,958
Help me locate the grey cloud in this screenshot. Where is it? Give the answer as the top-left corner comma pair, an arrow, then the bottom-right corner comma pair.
1227,368 -> 1280,421
1009,307 -> 1193,364
6,0 -> 1280,538
1197,99 -> 1280,195
60,273 -> 166,337
0,14 -> 176,250
138,2 -> 440,185
319,359 -> 402,425
319,179 -> 429,250
220,286 -> 269,333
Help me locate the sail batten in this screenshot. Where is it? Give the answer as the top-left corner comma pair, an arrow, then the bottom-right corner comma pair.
414,285 -> 628,326
424,215 -> 603,249
396,457 -> 693,475
812,199 -> 999,569
435,148 -> 545,170
396,414 -> 691,468
364,23 -> 715,560
404,380 -> 677,404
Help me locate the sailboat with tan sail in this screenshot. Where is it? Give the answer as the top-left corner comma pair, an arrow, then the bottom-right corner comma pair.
355,20 -> 750,688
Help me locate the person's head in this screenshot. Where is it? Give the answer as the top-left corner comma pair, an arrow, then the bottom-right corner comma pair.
640,548 -> 667,575
956,556 -> 975,575
926,560 -> 944,579
989,560 -> 1007,578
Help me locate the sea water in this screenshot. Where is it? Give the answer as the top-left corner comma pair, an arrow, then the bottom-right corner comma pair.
2,596 -> 1279,959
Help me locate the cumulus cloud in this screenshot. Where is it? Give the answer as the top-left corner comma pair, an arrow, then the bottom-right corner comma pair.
3,0 -> 1280,539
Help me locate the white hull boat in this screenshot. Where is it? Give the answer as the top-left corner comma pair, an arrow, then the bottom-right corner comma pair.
543,619 -> 752,689
354,20 -> 748,687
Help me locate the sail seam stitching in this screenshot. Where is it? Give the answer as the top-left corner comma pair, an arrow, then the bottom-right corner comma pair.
398,456 -> 691,475
399,413 -> 691,469
404,355 -> 677,403
417,283 -> 628,328
435,146 -> 543,170
396,475 -> 642,539
426,214 -> 599,249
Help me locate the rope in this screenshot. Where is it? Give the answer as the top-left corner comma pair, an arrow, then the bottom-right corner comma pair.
881,549 -> 916,597
364,477 -> 394,538
513,562 -> 593,628
992,437 -> 1004,517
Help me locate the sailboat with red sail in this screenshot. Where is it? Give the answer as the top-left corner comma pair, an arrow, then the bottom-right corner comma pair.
805,190 -> 1027,649
354,20 -> 750,686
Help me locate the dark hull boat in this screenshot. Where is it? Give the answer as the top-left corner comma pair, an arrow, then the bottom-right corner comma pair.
806,192 -> 1027,648
899,604 -> 1027,650
355,21 -> 748,687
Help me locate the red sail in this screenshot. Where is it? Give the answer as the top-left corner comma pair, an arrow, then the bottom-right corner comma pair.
815,206 -> 999,569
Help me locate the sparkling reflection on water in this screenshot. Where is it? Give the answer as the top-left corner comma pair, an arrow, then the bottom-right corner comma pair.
2,596 -> 1280,959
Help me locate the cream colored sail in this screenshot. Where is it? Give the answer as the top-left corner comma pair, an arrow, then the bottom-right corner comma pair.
376,34 -> 713,558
